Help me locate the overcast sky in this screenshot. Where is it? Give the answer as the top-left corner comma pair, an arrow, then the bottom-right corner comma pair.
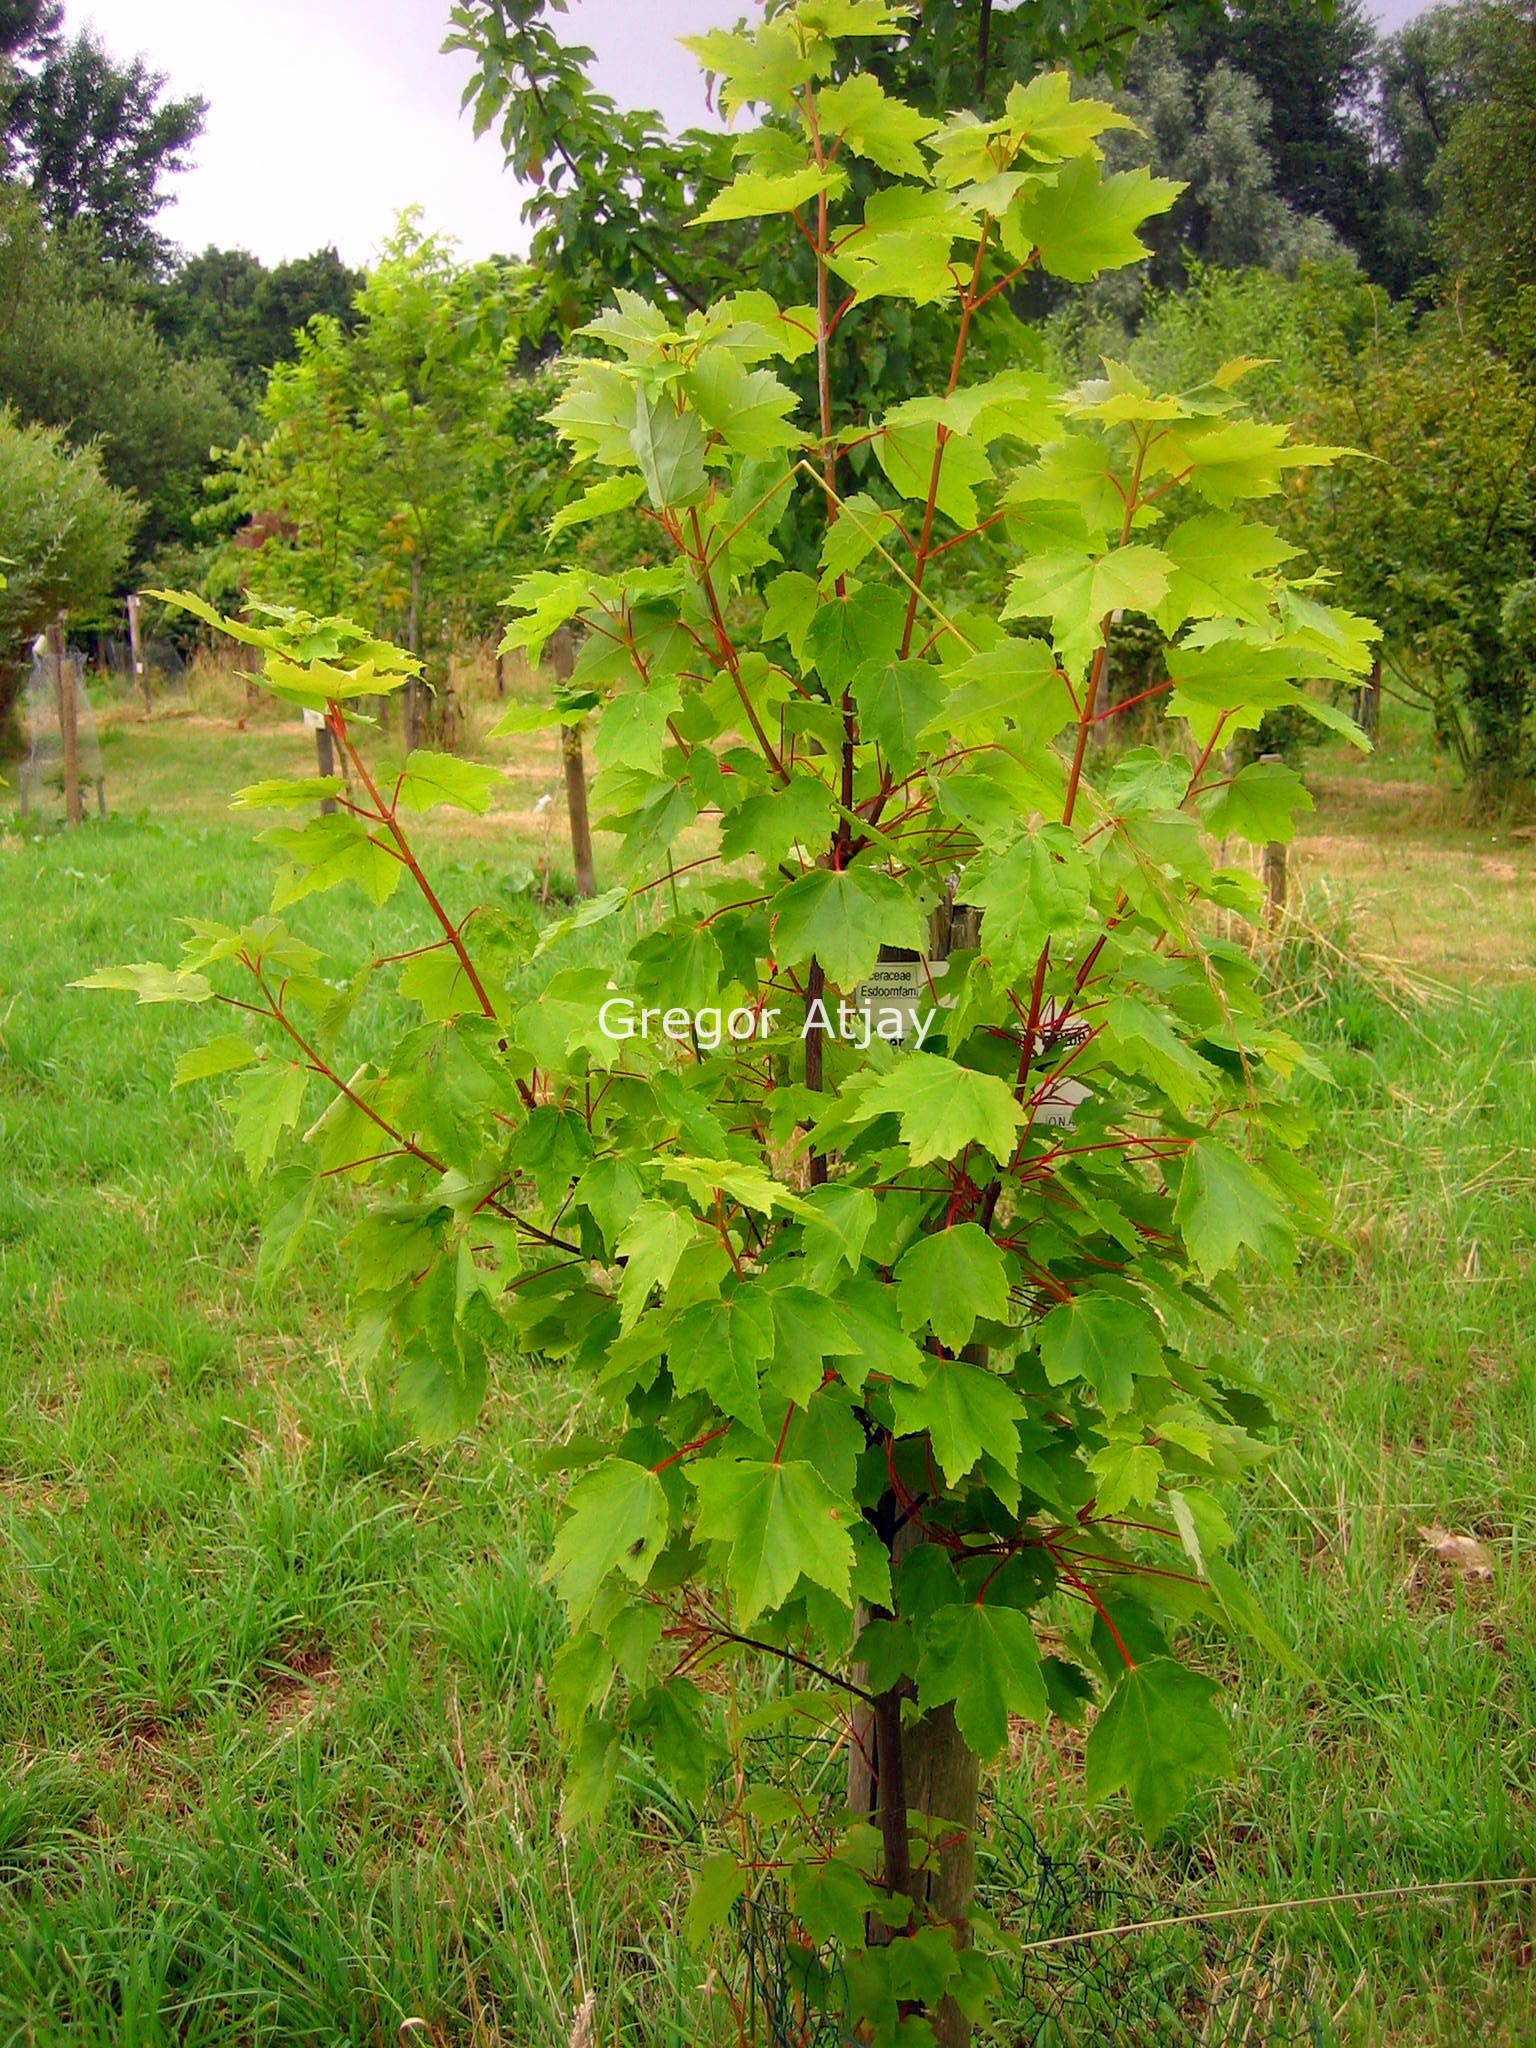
89,0 -> 1429,269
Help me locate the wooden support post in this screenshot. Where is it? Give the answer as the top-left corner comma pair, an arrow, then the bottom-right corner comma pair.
404,557 -> 422,752
315,721 -> 339,814
48,619 -> 82,827
126,592 -> 147,714
550,626 -> 596,897
561,724 -> 596,898
1260,749 -> 1287,928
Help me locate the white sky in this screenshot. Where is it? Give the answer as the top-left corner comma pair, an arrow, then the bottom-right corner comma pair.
86,0 -> 1427,270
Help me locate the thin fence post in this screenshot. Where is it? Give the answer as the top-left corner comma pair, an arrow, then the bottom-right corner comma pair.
405,557 -> 422,751
48,618 -> 82,827
316,719 -> 339,814
550,625 -> 596,897
1259,749 -> 1287,929
561,724 -> 597,898
127,592 -> 148,714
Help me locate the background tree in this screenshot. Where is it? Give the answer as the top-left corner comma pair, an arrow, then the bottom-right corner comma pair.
1298,311 -> 1536,791
0,407 -> 137,742
1,17 -> 204,270
1173,0 -> 1381,263
0,192 -> 240,568
1428,0 -> 1536,320
1095,29 -> 1341,306
220,221 -> 569,725
150,244 -> 365,392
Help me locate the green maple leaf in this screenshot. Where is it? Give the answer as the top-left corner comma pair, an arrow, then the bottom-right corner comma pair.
227,1062 -> 309,1176
827,186 -> 967,307
691,164 -> 845,226
1011,159 -> 1181,282
616,1199 -> 695,1331
670,1289 -> 776,1434
1004,543 -> 1171,677
690,1458 -> 854,1621
916,1602 -> 1048,1757
853,657 -> 946,775
1089,1436 -> 1163,1515
77,961 -> 212,1005
719,777 -> 835,866
394,750 -> 503,815
876,419 -> 994,527
760,569 -> 819,657
890,1356 -> 1024,1484
630,924 -> 725,1013
173,1034 -> 259,1088
858,1053 -> 1026,1169
962,826 -> 1091,961
927,637 -> 1067,748
804,585 -> 906,690
895,1223 -> 1013,1352
548,473 -> 649,540
1084,1658 -> 1232,1839
819,492 -> 902,588
768,1284 -> 862,1401
1175,1140 -> 1295,1281
1197,759 -> 1313,845
1161,422 -> 1341,507
1038,1295 -> 1164,1416
818,73 -> 937,177
770,865 -> 925,987
551,1459 -> 669,1620
1005,70 -> 1137,162
262,813 -> 402,910
1152,514 -> 1296,635
630,388 -> 708,509
687,349 -> 802,458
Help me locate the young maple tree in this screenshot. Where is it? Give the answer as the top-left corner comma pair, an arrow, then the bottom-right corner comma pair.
89,6 -> 1375,2041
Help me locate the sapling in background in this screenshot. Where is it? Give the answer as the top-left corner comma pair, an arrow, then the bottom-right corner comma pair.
88,5 -> 1374,2041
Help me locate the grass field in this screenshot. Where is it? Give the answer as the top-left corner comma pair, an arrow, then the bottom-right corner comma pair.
2,684 -> 1534,2046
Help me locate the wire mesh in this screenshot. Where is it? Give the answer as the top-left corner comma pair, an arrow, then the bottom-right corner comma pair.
729,1800 -> 1327,2048
16,638 -> 107,820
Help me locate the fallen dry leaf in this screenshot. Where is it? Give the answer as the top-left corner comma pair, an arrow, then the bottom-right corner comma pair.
1417,1524 -> 1494,1580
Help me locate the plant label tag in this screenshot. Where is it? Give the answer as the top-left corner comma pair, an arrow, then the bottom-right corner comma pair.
1035,1077 -> 1090,1129
852,957 -> 949,1043
1037,998 -> 1090,1055
301,706 -> 326,731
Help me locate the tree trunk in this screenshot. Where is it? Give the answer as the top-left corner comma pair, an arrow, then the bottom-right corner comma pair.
903,1703 -> 983,2048
852,1499 -> 983,2045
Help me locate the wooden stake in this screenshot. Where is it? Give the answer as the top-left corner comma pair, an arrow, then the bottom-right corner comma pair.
1260,749 -> 1287,928
405,556 -> 422,751
315,720 -> 339,814
49,618 -> 81,827
126,592 -> 147,714
561,725 -> 596,898
550,627 -> 596,897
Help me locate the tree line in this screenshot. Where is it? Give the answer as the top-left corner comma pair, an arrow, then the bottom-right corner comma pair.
3,0 -> 1534,791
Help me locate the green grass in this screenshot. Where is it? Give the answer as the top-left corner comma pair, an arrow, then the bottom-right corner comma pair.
3,707 -> 1535,2045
